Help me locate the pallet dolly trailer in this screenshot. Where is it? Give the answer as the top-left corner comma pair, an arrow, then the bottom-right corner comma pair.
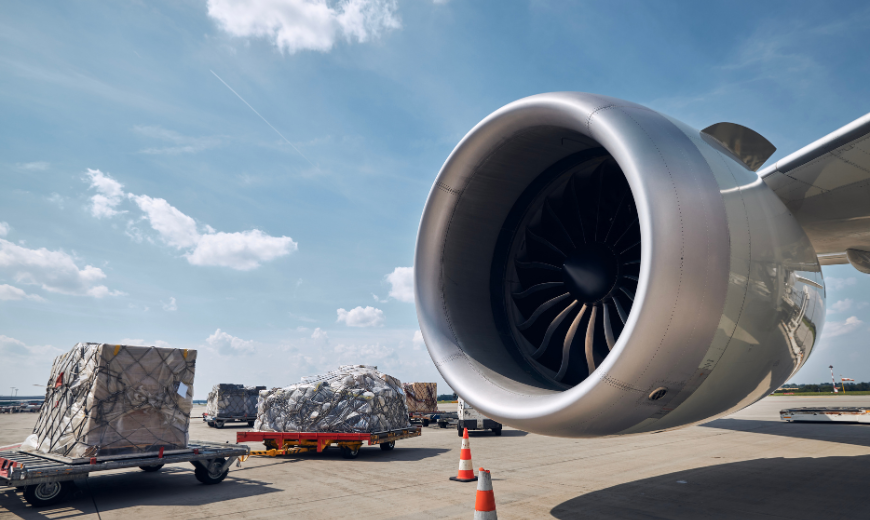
237,425 -> 422,459
203,412 -> 255,428
0,440 -> 250,508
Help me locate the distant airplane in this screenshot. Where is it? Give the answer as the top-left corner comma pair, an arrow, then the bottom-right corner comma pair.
414,92 -> 870,437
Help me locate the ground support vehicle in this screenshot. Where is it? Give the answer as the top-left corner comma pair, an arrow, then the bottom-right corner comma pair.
458,397 -> 502,436
781,407 -> 870,423
237,425 -> 422,459
434,412 -> 459,429
203,412 -> 255,428
0,440 -> 249,508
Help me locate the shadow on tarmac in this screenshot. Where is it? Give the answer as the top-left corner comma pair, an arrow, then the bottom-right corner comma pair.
550,454 -> 870,519
0,466 -> 279,518
290,446 -> 451,462
702,418 -> 870,448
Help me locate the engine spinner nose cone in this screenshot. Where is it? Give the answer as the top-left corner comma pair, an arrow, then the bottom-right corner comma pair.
561,244 -> 619,303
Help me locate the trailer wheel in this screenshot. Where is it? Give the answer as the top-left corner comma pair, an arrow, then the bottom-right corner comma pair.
457,427 -> 463,436
194,458 -> 229,485
379,441 -> 395,451
23,481 -> 71,507
214,421 -> 225,429
439,422 -> 447,429
247,420 -> 255,427
139,464 -> 165,472
492,428 -> 502,436
340,446 -> 360,459
422,419 -> 430,426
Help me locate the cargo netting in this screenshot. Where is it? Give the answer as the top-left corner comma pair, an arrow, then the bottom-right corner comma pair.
205,384 -> 265,417
255,365 -> 411,433
22,343 -> 196,460
403,382 -> 438,413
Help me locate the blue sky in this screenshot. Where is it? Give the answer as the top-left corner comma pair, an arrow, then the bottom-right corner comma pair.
2,1 -> 869,397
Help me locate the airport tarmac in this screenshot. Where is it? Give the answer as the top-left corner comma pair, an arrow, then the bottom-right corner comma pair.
2,395 -> 870,519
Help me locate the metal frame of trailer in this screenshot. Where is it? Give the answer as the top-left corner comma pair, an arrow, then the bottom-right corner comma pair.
780,407 -> 870,423
203,412 -> 255,428
237,425 -> 422,459
0,440 -> 250,508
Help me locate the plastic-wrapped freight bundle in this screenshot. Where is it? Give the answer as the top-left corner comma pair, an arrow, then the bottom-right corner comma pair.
403,382 -> 438,414
22,343 -> 196,462
205,384 -> 246,417
255,365 -> 411,433
245,386 -> 266,416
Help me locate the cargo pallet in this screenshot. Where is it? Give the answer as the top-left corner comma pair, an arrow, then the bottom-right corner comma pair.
780,407 -> 870,423
203,412 -> 255,428
237,425 -> 422,459
0,440 -> 249,508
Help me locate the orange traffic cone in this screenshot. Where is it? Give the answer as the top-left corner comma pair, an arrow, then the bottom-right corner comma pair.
474,468 -> 497,519
450,427 -> 477,482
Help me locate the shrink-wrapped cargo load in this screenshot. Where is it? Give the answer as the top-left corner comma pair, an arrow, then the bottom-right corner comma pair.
255,365 -> 410,433
206,384 -> 266,418
403,382 -> 438,414
22,343 -> 196,462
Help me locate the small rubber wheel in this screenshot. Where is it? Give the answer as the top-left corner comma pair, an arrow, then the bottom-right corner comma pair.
341,446 -> 360,459
457,428 -> 463,436
440,422 -> 447,429
492,428 -> 502,436
194,458 -> 229,485
247,420 -> 255,427
23,481 -> 71,507
214,421 -> 225,429
422,419 -> 430,426
139,464 -> 165,472
379,441 -> 395,451
208,422 -> 215,428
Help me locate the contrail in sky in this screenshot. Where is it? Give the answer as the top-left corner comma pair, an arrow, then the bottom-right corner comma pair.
210,70 -> 314,167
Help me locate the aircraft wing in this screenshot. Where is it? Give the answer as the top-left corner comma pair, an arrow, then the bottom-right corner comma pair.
759,112 -> 870,268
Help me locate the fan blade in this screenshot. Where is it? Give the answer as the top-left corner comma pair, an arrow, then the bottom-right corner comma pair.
584,305 -> 598,375
544,201 -> 576,249
515,260 -> 562,272
622,274 -> 638,282
512,282 -> 566,299
622,259 -> 640,266
533,300 -> 578,359
568,176 -> 587,244
602,192 -> 628,244
517,293 -> 572,331
603,303 -> 616,351
618,286 -> 635,302
555,304 -> 587,381
527,229 -> 567,259
619,240 -> 641,256
612,296 -> 628,324
611,218 -> 638,247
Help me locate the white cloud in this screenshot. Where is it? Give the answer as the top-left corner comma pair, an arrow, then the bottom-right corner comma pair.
206,0 -> 401,55
47,193 -> 64,208
386,266 -> 413,303
311,327 -> 329,343
336,306 -> 384,327
134,125 -> 220,155
0,335 -> 62,357
334,342 -> 393,360
186,229 -> 298,270
17,161 -> 49,171
84,170 -> 297,271
162,296 -> 177,312
823,316 -> 862,338
826,277 -> 857,290
206,328 -> 255,355
0,222 -> 9,237
0,239 -> 120,297
0,284 -> 44,302
828,298 -> 853,314
131,194 -> 201,249
413,330 -> 424,350
86,169 -> 127,218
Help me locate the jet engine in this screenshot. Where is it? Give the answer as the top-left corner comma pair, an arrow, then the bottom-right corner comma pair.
415,93 -> 825,437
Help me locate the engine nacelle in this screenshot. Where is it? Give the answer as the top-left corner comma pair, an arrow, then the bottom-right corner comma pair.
415,93 -> 824,437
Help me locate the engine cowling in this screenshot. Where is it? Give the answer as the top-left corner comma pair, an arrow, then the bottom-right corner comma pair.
415,92 -> 825,437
